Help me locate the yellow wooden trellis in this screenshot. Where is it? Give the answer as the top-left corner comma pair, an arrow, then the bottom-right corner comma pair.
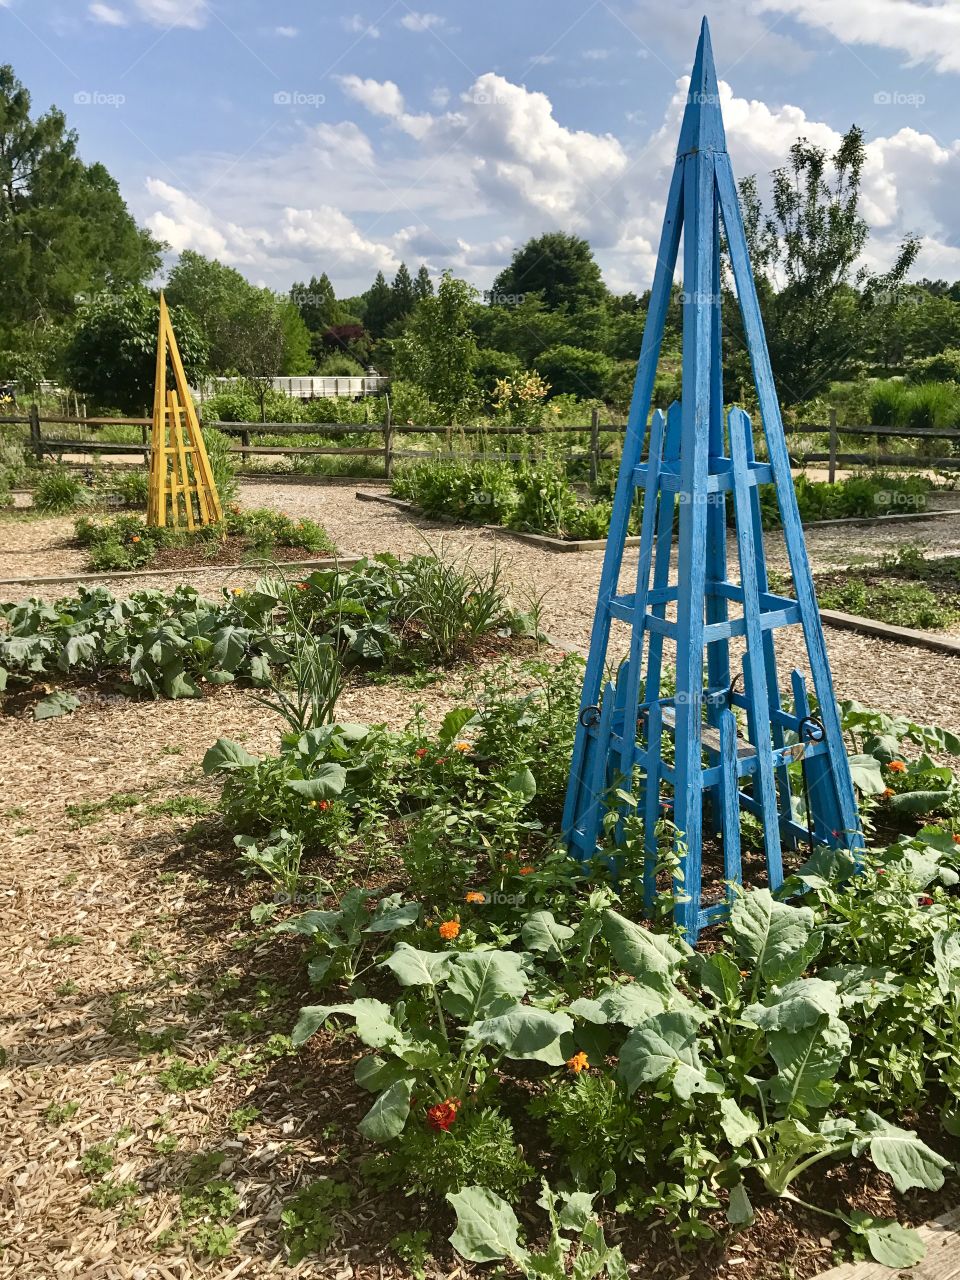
147,292 -> 223,528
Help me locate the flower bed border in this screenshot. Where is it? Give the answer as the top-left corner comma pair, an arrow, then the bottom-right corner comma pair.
0,554 -> 361,589
356,489 -> 960,553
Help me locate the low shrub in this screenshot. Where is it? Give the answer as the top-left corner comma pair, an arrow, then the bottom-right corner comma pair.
34,467 -> 95,514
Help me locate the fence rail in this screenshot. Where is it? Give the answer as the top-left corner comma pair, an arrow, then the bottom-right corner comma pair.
3,405 -> 959,483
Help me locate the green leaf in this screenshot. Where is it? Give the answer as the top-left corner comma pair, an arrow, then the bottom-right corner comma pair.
743,978 -> 842,1032
692,952 -> 742,1005
469,1004 -> 573,1065
766,1013 -> 850,1111
447,1187 -> 525,1265
888,790 -> 953,816
522,910 -> 575,955
291,999 -> 400,1049
62,633 -> 99,669
601,911 -> 686,994
848,753 -> 886,795
354,1054 -> 410,1093
503,767 -> 537,802
357,1077 -> 413,1142
618,1011 -> 721,1101
34,691 -> 80,720
854,1112 -> 949,1192
558,1190 -> 597,1232
729,889 -> 817,984
726,1183 -> 754,1225
286,764 -> 347,800
443,951 -> 528,1022
846,1213 -> 926,1268
438,706 -> 476,745
933,930 -> 960,997
202,738 -> 259,773
570,983 -> 667,1028
719,1097 -> 760,1147
381,942 -> 455,988
364,900 -> 420,934
162,666 -> 201,699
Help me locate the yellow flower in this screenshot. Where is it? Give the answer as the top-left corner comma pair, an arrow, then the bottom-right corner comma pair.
454,741 -> 471,753
232,587 -> 245,597
566,1051 -> 589,1074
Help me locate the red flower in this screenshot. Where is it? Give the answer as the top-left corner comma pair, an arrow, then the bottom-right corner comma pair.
436,757 -> 448,765
426,1098 -> 459,1131
318,800 -> 329,812
919,895 -> 934,907
415,747 -> 428,760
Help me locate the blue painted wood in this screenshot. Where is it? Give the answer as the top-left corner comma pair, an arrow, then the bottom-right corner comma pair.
617,409 -> 666,787
563,16 -> 864,941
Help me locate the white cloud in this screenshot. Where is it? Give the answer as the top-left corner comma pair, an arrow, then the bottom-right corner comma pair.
341,14 -> 380,37
399,11 -> 445,32
529,54 -> 556,65
146,179 -> 266,263
756,0 -> 960,74
336,75 -> 433,139
275,25 -> 298,38
430,86 -> 451,108
583,48 -> 611,60
88,3 -> 128,26
133,0 -> 206,28
280,208 -> 400,272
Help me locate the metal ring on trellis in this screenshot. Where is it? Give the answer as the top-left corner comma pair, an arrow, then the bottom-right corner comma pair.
799,715 -> 826,743
579,705 -> 601,728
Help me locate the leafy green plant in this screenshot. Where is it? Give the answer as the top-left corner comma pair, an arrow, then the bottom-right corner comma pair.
280,1178 -> 352,1264
33,467 -> 94,514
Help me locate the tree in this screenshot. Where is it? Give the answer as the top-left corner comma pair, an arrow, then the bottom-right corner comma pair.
390,262 -> 416,325
414,264 -> 434,301
363,270 -> 394,339
0,64 -> 161,366
534,344 -> 614,401
62,288 -> 206,414
166,251 -> 310,383
491,232 -> 607,312
737,127 -> 920,403
290,272 -> 341,333
394,272 -> 479,421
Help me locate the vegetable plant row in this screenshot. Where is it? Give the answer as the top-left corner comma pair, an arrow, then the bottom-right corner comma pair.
197,655 -> 960,1274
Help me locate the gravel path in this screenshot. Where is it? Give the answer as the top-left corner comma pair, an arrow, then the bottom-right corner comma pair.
4,479 -> 960,732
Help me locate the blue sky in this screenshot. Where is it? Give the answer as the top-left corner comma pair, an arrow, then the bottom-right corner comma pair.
4,0 -> 960,296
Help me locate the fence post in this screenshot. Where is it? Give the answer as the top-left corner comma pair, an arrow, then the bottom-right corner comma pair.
383,395 -> 393,480
589,406 -> 600,487
828,408 -> 837,485
240,428 -> 251,467
29,403 -> 42,463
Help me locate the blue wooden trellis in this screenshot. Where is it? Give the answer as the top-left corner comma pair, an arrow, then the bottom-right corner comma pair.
562,17 -> 864,941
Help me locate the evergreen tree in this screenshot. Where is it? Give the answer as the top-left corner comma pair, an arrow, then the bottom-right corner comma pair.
414,264 -> 434,301
290,272 -> 340,333
390,262 -> 416,324
364,270 -> 395,339
491,233 -> 606,312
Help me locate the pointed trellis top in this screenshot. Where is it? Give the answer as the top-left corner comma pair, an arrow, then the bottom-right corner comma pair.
677,19 -> 727,157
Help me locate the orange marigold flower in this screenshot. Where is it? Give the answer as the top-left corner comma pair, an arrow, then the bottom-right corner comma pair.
518,866 -> 534,876
454,741 -> 471,753
131,535 -> 141,544
426,1098 -> 459,1131
439,920 -> 460,941
566,1051 -> 589,1074
317,800 -> 329,812
887,760 -> 907,773
296,582 -> 309,591
954,834 -> 960,845
464,891 -> 486,904
883,787 -> 895,798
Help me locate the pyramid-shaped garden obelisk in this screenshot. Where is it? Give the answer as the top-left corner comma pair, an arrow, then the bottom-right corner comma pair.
562,17 -> 863,940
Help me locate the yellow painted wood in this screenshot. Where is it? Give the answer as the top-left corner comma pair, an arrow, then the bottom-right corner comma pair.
147,292 -> 222,529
